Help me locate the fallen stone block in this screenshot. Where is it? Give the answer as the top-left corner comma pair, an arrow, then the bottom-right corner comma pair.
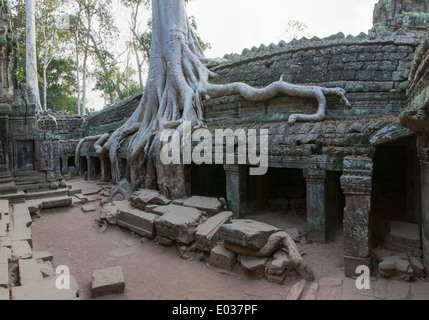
156,236 -> 174,246
100,202 -> 119,225
210,245 -> 236,271
286,279 -> 307,300
0,263 -> 8,288
154,205 -> 202,244
302,282 -> 319,300
268,250 -> 294,276
240,256 -> 267,278
379,256 -> 413,281
130,189 -> 171,210
266,269 -> 288,284
10,205 -> 32,228
18,259 -> 44,286
117,204 -> 158,239
218,219 -> 280,250
386,220 -> 421,250
82,204 -> 96,213
68,188 -> 82,196
11,241 -> 32,261
40,196 -> 73,210
284,228 -> 301,242
172,199 -> 186,206
74,194 -> 88,204
33,251 -> 53,263
195,211 -> 233,252
0,287 -> 9,300
39,261 -> 55,278
183,196 -> 223,216
91,266 -> 125,298
11,275 -> 79,300
410,257 -> 425,279
144,204 -> 159,213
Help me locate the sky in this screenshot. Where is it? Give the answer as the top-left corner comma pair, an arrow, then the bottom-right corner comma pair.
186,0 -> 379,58
89,0 -> 379,110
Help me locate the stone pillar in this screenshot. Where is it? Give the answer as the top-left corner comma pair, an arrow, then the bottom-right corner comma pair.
100,157 -> 106,182
0,103 -> 11,168
340,157 -> 373,278
224,164 -> 247,218
303,169 -> 327,243
86,156 -> 91,181
418,136 -> 429,269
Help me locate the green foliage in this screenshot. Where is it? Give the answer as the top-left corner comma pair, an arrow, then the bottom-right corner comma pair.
15,66 -> 24,83
38,57 -> 78,113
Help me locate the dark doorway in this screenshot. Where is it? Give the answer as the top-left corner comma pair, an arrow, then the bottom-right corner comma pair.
247,167 -> 306,212
190,164 -> 226,199
17,140 -> 34,170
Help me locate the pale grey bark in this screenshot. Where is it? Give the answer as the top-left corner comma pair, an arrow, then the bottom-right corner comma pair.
95,0 -> 351,199
26,0 -> 41,111
75,29 -> 81,116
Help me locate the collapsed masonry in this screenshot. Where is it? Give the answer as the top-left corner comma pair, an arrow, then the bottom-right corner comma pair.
0,0 -> 428,285
100,190 -> 314,284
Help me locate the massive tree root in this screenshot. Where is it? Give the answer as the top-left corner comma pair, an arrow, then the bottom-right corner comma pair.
223,232 -> 314,281
93,0 -> 352,199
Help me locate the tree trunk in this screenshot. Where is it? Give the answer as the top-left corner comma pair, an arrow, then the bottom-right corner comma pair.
75,29 -> 81,116
26,0 -> 41,111
82,15 -> 91,116
95,0 -> 351,200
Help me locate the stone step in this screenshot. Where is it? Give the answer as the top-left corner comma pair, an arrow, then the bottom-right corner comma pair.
0,183 -> 18,196
26,189 -> 69,200
0,191 -> 26,204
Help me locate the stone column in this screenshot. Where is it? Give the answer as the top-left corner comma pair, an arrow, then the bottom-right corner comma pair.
224,164 -> 247,218
86,156 -> 91,181
418,136 -> 429,269
340,157 -> 373,278
100,157 -> 106,182
303,169 -> 327,243
0,103 -> 11,168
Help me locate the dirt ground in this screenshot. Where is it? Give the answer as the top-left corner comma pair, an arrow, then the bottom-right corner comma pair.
30,180 -> 345,300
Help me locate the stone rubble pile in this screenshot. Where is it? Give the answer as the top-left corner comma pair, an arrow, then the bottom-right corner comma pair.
373,220 -> 425,281
101,190 -> 312,286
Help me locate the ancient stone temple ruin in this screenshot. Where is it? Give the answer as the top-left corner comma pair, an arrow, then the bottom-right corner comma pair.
0,0 -> 429,300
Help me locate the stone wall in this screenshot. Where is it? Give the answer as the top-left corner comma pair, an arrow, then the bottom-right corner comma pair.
206,35 -> 418,127
371,0 -> 429,36
84,93 -> 143,137
37,111 -> 85,140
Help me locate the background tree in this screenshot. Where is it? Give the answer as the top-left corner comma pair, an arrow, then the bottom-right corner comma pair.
25,0 -> 41,110
281,19 -> 313,42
